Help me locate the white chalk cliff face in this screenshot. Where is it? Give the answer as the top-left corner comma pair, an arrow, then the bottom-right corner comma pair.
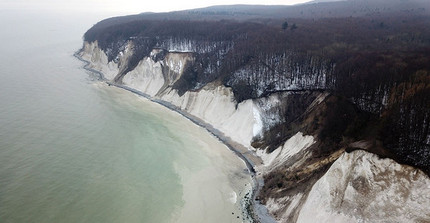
79,41 -> 430,223
297,150 -> 430,223
81,41 -> 119,80
257,132 -> 315,172
122,57 -> 164,97
80,41 -> 261,148
159,86 -> 258,147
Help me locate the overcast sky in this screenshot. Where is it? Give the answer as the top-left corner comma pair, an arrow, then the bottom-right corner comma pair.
2,0 -> 312,14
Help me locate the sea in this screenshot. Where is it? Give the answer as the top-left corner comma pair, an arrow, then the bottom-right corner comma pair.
0,9 -> 251,223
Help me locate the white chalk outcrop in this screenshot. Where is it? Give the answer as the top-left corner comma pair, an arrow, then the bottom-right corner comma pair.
81,41 -> 133,80
257,132 -> 315,171
122,57 -> 164,97
158,86 -> 258,147
265,193 -> 305,223
297,150 -> 430,223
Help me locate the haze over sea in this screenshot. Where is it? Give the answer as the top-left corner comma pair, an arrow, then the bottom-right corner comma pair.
0,9 -> 251,223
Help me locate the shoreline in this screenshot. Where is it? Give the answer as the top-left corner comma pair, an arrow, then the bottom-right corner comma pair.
73,51 -> 271,223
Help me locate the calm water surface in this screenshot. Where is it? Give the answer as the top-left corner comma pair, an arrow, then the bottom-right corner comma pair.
0,10 -> 249,223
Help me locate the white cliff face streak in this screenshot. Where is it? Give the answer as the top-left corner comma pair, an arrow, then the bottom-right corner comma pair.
257,132 -> 315,172
122,57 -> 164,97
159,85 -> 258,148
297,150 -> 430,223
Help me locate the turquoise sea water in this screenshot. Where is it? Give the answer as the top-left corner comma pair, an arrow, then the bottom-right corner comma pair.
0,10 -> 250,223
